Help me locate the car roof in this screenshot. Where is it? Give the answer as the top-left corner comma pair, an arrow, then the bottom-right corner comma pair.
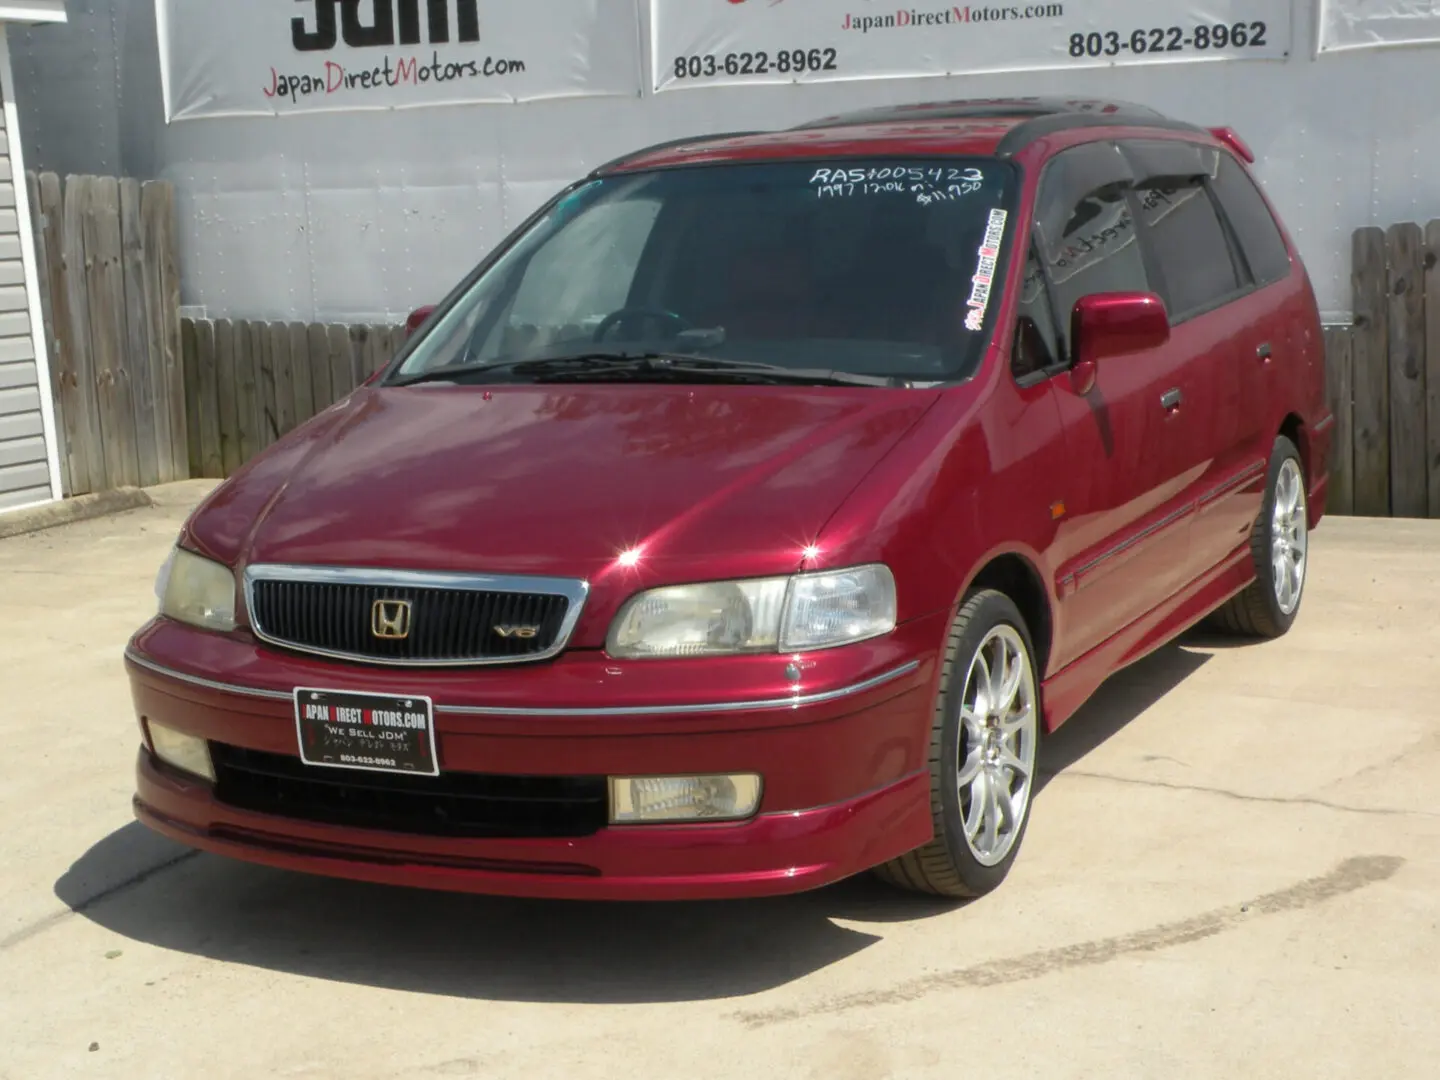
595,97 -> 1209,175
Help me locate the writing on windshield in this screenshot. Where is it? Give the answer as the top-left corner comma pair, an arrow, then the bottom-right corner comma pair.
394,157 -> 1020,385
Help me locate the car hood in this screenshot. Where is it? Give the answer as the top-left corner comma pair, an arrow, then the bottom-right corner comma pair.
189,382 -> 940,594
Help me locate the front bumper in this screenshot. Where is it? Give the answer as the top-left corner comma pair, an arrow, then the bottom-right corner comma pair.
126,614 -> 944,900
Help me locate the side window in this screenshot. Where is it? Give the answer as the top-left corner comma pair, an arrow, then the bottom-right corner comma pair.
1033,141 -> 1151,358
1123,139 -> 1241,320
1134,180 -> 1239,319
1012,245 -> 1061,381
1210,152 -> 1292,287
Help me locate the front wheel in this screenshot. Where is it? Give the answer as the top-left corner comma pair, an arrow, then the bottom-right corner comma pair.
875,589 -> 1041,899
1208,435 -> 1309,639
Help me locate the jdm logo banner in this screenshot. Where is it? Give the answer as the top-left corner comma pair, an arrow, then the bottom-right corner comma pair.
157,0 -> 643,120
652,0 -> 1293,91
1317,0 -> 1440,52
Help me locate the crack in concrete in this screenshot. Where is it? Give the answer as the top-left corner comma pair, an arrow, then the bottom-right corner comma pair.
1058,769 -> 1439,819
731,854 -> 1405,1028
0,850 -> 199,953
1332,730 -> 1440,787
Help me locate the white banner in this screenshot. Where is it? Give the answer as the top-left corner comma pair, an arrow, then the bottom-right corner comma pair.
652,1 -> 1293,92
157,0 -> 643,120
1318,0 -> 1440,52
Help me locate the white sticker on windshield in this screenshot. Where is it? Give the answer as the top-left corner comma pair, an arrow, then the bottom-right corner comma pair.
964,208 -> 1009,332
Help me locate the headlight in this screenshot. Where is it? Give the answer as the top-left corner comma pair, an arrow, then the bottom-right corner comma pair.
607,578 -> 788,658
608,564 -> 896,658
158,548 -> 238,632
781,566 -> 899,651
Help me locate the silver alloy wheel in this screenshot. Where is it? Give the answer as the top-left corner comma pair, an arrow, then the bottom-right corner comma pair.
957,624 -> 1039,868
1271,457 -> 1309,617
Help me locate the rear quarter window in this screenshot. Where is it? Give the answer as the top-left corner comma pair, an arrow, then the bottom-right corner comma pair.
1210,152 -> 1293,287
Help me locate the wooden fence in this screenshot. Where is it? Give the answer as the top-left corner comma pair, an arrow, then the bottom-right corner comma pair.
26,170 -> 407,488
1323,222 -> 1440,520
178,318 -> 403,479
26,172 -> 185,497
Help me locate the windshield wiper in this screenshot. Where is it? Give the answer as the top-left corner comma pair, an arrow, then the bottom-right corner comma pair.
391,353 -> 623,387
393,351 -> 896,389
521,352 -> 898,387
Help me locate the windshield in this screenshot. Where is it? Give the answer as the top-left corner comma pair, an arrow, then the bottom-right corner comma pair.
390,157 -> 1020,386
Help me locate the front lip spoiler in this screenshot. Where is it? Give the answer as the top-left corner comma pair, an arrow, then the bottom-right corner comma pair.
123,647 -> 921,717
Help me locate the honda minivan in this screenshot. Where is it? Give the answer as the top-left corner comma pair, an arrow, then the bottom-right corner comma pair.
127,98 -> 1331,900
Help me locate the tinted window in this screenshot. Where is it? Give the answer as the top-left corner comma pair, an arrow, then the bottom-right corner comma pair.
1211,152 -> 1292,286
1012,245 -> 1060,381
1121,139 -> 1243,319
1133,179 -> 1239,318
1121,138 -> 1220,186
392,159 -> 1021,385
1034,141 -> 1150,355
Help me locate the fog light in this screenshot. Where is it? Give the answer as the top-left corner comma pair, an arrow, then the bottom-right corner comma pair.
609,774 -> 763,824
145,720 -> 215,782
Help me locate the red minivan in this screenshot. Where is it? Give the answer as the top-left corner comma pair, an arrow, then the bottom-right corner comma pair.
126,98 -> 1331,901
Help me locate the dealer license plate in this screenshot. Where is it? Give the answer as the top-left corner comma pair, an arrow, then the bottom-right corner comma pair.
293,688 -> 438,777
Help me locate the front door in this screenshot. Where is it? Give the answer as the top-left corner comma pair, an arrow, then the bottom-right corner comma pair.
1121,138 -> 1265,577
1024,141 -> 1200,672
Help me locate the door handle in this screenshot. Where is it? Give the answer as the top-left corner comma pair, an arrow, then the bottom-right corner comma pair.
1161,388 -> 1183,410
1256,342 -> 1272,361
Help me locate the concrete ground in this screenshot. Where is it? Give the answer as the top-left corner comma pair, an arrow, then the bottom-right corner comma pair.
1,483 -> 1437,1079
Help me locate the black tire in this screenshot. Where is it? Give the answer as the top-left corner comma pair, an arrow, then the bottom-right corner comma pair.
874,589 -> 1042,899
1207,435 -> 1308,639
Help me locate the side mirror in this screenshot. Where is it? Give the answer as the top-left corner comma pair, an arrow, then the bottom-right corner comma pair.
1067,292 -> 1170,395
404,305 -> 436,338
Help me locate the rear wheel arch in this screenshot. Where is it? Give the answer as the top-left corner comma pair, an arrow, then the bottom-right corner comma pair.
1206,433 -> 1308,639
1279,412 -> 1308,481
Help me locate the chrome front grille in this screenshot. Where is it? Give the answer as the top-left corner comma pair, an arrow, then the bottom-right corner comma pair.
243,566 -> 589,667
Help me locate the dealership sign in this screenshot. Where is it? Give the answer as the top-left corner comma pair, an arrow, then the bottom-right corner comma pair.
1317,0 -> 1440,52
652,0 -> 1294,91
156,0 -> 643,120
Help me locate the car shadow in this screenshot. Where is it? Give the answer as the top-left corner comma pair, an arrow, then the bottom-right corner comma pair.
55,823 -> 954,1003
1178,628 -> 1265,651
57,641 -> 1213,1003
1036,637 -> 1214,791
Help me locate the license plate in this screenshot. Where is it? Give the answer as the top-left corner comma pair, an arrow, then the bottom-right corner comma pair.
293,688 -> 438,777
